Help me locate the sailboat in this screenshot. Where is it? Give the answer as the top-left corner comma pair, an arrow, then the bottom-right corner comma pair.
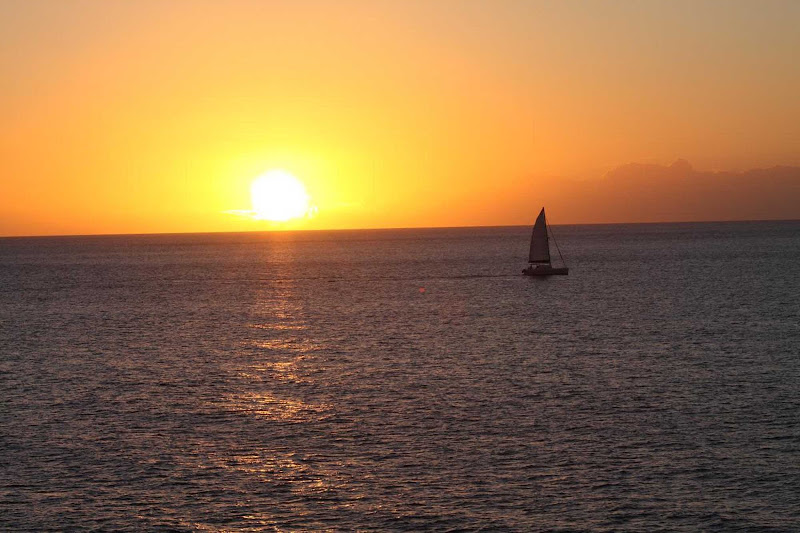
522,207 -> 569,276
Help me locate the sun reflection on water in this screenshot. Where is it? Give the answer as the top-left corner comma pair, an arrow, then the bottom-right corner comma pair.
252,339 -> 318,353
226,277 -> 325,419
251,323 -> 306,331
205,252 -> 353,519
227,391 -> 327,421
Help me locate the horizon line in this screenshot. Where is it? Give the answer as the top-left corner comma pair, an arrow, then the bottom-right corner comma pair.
2,216 -> 798,240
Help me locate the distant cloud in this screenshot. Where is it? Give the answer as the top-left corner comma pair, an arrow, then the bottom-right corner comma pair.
517,161 -> 800,224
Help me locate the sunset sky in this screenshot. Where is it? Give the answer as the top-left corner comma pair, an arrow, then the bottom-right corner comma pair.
2,0 -> 798,236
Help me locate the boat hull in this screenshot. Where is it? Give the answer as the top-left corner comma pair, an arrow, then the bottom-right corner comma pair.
522,265 -> 569,276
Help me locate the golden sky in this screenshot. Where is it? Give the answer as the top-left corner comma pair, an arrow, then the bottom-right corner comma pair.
2,0 -> 798,236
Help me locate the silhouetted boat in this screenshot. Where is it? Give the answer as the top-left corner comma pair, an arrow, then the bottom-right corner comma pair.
522,207 -> 569,276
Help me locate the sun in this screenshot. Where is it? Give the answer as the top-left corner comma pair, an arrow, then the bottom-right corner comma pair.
250,170 -> 310,222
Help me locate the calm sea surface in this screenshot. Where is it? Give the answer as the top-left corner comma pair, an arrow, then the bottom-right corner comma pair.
1,222 -> 799,531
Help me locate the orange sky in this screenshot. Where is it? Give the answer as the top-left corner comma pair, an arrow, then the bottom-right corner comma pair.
2,0 -> 798,236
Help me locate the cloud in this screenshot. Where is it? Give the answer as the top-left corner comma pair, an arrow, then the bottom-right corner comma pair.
516,161 -> 800,224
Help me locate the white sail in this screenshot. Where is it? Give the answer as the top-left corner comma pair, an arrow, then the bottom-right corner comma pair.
529,207 -> 551,263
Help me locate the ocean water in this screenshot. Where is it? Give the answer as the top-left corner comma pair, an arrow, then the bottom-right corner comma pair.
1,221 -> 799,531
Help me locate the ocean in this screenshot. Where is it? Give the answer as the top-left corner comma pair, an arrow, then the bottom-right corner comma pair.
1,221 -> 799,531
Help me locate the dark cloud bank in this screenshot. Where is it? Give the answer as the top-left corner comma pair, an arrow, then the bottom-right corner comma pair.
518,160 -> 800,224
